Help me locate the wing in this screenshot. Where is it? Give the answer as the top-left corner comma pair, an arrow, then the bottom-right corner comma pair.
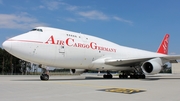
161,55 -> 180,63
105,57 -> 151,66
105,55 -> 180,66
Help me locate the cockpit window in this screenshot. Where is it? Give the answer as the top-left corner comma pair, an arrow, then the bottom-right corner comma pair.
30,28 -> 43,32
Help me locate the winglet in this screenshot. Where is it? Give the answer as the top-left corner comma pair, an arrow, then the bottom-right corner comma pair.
157,34 -> 170,55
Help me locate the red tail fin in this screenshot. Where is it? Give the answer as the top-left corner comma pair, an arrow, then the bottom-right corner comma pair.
157,34 -> 170,54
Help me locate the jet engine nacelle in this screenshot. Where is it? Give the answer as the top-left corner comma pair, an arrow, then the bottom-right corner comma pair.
141,58 -> 163,74
70,69 -> 86,74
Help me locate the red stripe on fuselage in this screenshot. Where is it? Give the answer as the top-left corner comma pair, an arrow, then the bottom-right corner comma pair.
7,39 -> 43,43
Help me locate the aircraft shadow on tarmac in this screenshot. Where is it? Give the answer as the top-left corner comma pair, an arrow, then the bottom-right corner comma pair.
12,76 -> 180,81
12,77 -> 111,81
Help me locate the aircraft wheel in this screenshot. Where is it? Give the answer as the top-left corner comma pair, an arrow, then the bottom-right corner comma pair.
40,74 -> 49,81
119,75 -> 128,79
140,75 -> 146,79
130,74 -> 145,79
103,74 -> 113,79
108,74 -> 113,78
130,75 -> 135,79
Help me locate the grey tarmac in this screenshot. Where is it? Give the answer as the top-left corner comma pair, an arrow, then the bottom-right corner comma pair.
0,74 -> 180,101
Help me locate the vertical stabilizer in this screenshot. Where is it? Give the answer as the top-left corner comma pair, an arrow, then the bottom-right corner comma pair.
157,34 -> 170,54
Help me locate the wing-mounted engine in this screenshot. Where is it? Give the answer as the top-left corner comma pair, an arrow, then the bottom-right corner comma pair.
141,58 -> 163,74
70,69 -> 86,74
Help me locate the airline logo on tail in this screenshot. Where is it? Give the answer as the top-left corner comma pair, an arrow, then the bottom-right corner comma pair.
157,34 -> 169,54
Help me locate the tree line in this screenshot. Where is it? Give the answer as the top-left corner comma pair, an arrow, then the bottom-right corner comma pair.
0,48 -> 31,75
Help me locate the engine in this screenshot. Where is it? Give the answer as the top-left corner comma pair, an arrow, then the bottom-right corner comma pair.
141,58 -> 163,74
70,69 -> 86,74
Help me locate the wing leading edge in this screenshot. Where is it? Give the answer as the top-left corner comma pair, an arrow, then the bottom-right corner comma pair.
105,55 -> 180,66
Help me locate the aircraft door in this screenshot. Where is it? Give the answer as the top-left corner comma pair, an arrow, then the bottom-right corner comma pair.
58,45 -> 65,57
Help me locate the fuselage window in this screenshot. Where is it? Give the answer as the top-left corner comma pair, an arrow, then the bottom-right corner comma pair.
37,29 -> 43,32
31,29 -> 37,31
66,34 -> 77,38
30,29 -> 43,32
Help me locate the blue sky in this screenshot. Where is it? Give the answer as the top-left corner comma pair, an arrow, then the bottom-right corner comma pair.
0,0 -> 180,54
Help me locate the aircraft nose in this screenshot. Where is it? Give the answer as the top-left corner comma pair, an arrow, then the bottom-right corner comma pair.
2,40 -> 12,52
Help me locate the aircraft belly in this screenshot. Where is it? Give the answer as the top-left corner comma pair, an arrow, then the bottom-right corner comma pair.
91,63 -> 132,71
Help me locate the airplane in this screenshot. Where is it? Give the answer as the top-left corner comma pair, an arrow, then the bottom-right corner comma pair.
2,27 -> 180,80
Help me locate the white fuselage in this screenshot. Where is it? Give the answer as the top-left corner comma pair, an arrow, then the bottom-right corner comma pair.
3,27 -> 165,71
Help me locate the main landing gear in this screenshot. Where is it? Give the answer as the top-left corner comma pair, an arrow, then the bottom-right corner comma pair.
119,71 -> 145,79
103,67 -> 146,79
40,65 -> 49,81
103,71 -> 113,79
119,66 -> 146,79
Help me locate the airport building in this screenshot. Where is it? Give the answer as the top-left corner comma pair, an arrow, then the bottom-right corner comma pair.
172,62 -> 180,74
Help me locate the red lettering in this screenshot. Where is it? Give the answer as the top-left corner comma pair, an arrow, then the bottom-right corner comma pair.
101,47 -> 104,51
45,36 -> 117,53
78,43 -> 83,48
104,47 -> 109,51
66,38 -> 74,46
98,46 -> 100,50
45,35 -> 55,44
74,43 -> 78,47
85,44 -> 90,48
90,42 -> 97,49
109,48 -> 112,52
56,40 -> 60,44
55,40 -> 64,45
60,41 -> 64,46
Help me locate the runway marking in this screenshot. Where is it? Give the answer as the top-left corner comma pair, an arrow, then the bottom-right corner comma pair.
100,88 -> 145,94
56,82 -> 145,94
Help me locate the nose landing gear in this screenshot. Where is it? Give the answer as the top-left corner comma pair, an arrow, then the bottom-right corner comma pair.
40,65 -> 49,81
40,73 -> 49,80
